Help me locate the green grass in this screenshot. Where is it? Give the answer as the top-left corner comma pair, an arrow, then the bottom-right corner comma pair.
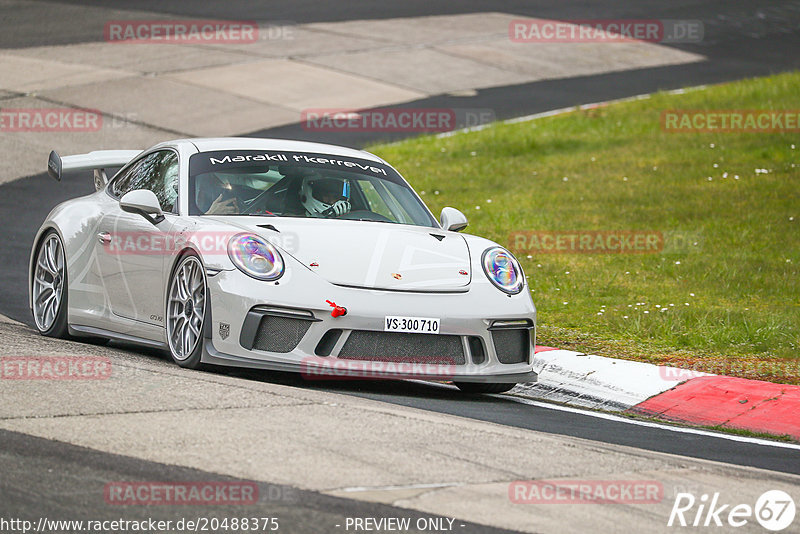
369,72 -> 800,383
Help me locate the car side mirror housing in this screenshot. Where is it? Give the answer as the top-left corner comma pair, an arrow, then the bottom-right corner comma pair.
120,189 -> 165,224
440,207 -> 468,232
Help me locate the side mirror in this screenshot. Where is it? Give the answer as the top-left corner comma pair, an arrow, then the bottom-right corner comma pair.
440,207 -> 468,232
120,189 -> 164,224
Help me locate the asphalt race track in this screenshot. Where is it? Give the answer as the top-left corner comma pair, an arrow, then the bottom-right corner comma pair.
2,2 -> 800,532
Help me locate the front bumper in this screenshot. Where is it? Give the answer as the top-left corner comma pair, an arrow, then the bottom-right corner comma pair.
201,268 -> 538,384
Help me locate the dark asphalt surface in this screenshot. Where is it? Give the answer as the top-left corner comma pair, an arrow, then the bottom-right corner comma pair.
1,2 -> 799,522
0,428 -> 521,533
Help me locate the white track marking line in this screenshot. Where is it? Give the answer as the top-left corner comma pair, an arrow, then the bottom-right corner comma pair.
407,380 -> 800,450
434,85 -> 708,138
504,394 -> 800,451
335,481 -> 464,493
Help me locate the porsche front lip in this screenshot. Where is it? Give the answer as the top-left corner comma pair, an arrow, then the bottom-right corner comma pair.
201,339 -> 538,383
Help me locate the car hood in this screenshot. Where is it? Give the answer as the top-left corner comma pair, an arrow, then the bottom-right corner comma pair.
209,217 -> 472,292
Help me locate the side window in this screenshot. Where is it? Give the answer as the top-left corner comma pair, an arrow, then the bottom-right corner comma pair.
111,150 -> 179,213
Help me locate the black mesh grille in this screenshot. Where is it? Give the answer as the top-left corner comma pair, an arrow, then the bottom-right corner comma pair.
492,329 -> 530,364
338,330 -> 466,365
253,315 -> 312,353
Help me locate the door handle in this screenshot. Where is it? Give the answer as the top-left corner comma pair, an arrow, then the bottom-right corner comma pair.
97,232 -> 112,245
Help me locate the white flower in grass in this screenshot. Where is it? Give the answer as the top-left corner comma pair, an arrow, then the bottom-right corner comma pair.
527,255 -> 533,259
675,261 -> 681,265
623,315 -> 629,319
713,163 -> 719,168
655,304 -> 661,308
710,143 -> 715,148
644,310 -> 650,314
690,293 -> 695,296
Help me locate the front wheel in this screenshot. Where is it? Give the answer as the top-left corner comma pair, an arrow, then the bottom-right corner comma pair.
166,254 -> 207,369
454,382 -> 516,394
32,231 -> 69,338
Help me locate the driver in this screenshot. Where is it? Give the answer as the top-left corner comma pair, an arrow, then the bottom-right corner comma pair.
300,177 -> 351,217
203,175 -> 241,215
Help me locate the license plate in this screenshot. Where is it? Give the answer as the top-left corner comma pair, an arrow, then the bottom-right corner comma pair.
384,316 -> 440,334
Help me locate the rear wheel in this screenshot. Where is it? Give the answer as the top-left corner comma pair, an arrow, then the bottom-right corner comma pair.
454,382 -> 516,394
32,231 -> 68,338
166,254 -> 207,369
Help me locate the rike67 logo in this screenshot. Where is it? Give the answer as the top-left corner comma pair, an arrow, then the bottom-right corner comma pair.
668,490 -> 796,531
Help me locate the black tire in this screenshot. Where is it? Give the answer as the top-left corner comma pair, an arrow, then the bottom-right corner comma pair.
454,382 -> 516,394
31,230 -> 69,338
165,253 -> 207,370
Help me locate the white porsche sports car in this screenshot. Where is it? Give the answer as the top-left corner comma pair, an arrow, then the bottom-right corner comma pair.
31,138 -> 536,393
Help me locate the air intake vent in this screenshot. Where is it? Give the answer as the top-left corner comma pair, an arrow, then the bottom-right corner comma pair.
468,336 -> 486,364
253,315 -> 312,353
338,330 -> 465,365
492,329 -> 530,364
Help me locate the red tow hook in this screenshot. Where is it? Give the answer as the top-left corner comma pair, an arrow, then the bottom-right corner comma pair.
326,300 -> 347,318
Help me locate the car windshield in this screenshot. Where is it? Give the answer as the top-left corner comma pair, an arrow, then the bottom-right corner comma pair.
188,150 -> 437,227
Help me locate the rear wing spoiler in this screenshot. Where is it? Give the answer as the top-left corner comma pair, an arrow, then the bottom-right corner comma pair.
47,149 -> 142,190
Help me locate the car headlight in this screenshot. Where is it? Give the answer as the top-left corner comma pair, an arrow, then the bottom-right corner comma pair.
482,247 -> 524,294
228,233 -> 284,281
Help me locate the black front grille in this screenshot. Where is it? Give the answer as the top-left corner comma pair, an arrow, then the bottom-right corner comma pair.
253,315 -> 312,353
492,329 -> 530,364
338,330 -> 466,365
